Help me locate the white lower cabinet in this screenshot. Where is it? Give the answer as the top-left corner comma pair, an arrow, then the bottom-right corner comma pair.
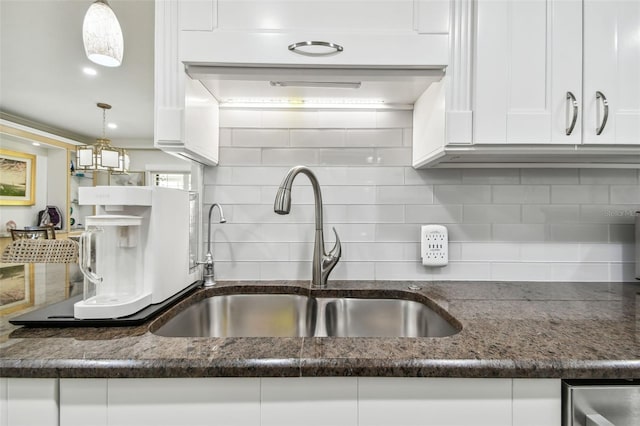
359,378 -> 512,426
2,378 -> 58,426
262,378 -> 358,426
3,377 -> 562,426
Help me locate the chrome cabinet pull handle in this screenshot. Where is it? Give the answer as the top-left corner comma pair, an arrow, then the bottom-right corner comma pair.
566,91 -> 578,135
595,91 -> 609,135
288,41 -> 344,55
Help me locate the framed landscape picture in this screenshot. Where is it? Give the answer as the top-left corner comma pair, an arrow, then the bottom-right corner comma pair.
0,148 -> 36,205
0,264 -> 34,315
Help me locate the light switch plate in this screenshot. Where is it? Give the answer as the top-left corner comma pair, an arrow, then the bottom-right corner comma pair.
421,225 -> 448,266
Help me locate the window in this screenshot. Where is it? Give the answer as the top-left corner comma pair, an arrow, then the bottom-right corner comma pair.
151,172 -> 191,190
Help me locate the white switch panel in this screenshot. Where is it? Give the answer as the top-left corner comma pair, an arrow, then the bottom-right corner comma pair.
421,225 -> 448,266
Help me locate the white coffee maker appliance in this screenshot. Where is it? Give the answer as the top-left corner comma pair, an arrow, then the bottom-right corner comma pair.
74,186 -> 198,319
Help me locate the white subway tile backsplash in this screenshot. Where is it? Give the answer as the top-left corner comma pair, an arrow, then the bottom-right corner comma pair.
346,205 -> 405,223
446,224 -> 492,241
490,263 -> 551,281
579,169 -> 639,184
204,185 -> 262,204
462,169 -> 520,184
492,224 -> 546,242
215,261 -> 261,280
375,224 -> 421,242
232,129 -> 289,147
205,122 -> 631,282
461,243 -> 521,261
330,261 -> 376,280
492,186 -> 550,204
219,109 -> 262,127
610,185 -> 640,204
218,148 -> 262,165
520,243 -> 581,262
290,129 -> 346,147
404,168 -> 462,185
550,263 -> 610,282
548,224 -> 609,243
373,148 -> 412,165
463,205 -> 521,224
344,167 -> 405,185
229,166 -> 290,186
580,205 -> 638,224
262,110 -> 321,128
434,185 -> 491,204
404,205 -> 463,224
261,148 -> 318,165
203,166 -> 233,185
376,185 -> 433,205
609,224 -> 635,243
318,110 -> 376,128
551,185 -> 609,204
522,205 -> 579,224
375,110 -> 412,128
346,129 -> 403,147
609,263 -> 636,282
579,243 -> 634,263
402,128 -> 413,146
521,169 -> 579,184
323,186 -> 377,205
212,242 -> 290,262
318,148 -> 378,165
219,128 -> 232,146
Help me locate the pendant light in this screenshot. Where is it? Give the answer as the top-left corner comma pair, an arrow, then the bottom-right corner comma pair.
82,0 -> 124,67
76,103 -> 129,173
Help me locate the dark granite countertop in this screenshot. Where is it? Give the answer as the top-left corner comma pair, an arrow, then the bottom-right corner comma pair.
1,280 -> 638,379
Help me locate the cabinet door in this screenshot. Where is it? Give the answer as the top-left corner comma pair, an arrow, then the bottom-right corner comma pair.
358,377 -> 512,426
583,0 -> 640,145
4,378 -> 58,426
60,378 -> 107,426
474,0 -> 582,144
107,378 -> 260,426
178,0 -> 449,66
261,378 -> 358,426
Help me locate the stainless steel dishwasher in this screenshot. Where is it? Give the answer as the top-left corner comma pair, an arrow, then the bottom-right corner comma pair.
563,380 -> 640,425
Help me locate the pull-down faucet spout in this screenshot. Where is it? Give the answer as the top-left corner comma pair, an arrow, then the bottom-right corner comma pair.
274,166 -> 341,288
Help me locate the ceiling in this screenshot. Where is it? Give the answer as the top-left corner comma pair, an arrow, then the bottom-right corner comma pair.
0,0 -> 154,147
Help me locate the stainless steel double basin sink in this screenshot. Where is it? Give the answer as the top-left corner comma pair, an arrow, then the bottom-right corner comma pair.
154,292 -> 460,338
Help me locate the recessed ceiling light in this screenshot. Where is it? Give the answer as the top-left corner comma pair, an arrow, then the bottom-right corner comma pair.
32,142 -> 40,146
83,67 -> 97,76
107,123 -> 118,129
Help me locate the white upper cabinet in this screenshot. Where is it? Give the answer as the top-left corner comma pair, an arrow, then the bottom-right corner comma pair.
473,0 -> 640,146
178,0 -> 450,66
583,0 -> 640,145
155,0 -> 451,166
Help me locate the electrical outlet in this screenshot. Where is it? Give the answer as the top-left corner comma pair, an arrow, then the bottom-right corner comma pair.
421,225 -> 448,266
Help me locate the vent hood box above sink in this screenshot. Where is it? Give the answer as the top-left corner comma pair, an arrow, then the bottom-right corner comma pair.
185,65 -> 446,109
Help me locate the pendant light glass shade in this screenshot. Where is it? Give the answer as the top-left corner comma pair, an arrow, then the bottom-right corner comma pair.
76,103 -> 129,173
82,0 -> 123,67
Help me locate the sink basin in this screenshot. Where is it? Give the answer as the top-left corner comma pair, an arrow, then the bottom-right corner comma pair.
154,293 -> 459,338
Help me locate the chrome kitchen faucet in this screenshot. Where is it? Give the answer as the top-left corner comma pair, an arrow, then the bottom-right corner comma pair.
198,203 -> 226,286
274,165 -> 341,288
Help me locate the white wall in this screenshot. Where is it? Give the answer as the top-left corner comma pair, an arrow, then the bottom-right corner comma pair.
203,109 -> 639,282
